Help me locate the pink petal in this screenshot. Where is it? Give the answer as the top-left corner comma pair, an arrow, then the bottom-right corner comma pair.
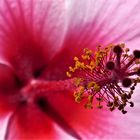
42,22 -> 98,80
1,0 -> 140,139
108,86 -> 140,139
50,0 -> 140,86
67,0 -> 140,48
0,0 -> 67,82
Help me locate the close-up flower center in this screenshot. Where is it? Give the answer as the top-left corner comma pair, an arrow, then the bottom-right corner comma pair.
67,43 -> 140,114
1,0 -> 140,139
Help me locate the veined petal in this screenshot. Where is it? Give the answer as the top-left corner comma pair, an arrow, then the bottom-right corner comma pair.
67,0 -> 140,48
1,0 -> 140,139
0,0 -> 67,82
42,0 -> 140,80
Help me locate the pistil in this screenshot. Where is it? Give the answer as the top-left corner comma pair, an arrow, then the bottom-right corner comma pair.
66,43 -> 140,114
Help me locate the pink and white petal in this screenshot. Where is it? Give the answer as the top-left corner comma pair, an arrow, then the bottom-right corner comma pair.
42,18 -> 99,80
0,0 -> 67,58
0,115 -> 10,140
66,0 -> 140,48
0,0 -> 67,82
104,85 -> 140,139
42,0 -> 140,80
63,0 -> 140,139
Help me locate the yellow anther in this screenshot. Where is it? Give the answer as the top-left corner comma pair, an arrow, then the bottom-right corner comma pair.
87,81 -> 96,89
69,66 -> 75,72
86,64 -> 91,69
66,71 -> 72,77
74,86 -> 85,103
83,48 -> 89,52
73,86 -> 84,97
88,61 -> 96,71
114,96 -> 119,106
74,78 -> 83,87
73,91 -> 78,97
86,50 -> 92,56
95,52 -> 102,58
90,61 -> 95,66
81,55 -> 90,60
79,86 -> 85,93
95,60 -> 100,66
83,48 -> 93,56
84,94 -> 93,109
95,51 -> 104,65
80,62 -> 86,69
75,96 -> 82,103
75,61 -> 85,69
74,57 -> 79,61
85,65 -> 94,71
85,61 -> 96,71
95,57 -> 101,65
94,83 -> 100,92
75,61 -> 81,68
88,94 -> 93,102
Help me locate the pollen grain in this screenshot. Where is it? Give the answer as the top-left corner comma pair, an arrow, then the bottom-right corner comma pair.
66,43 -> 140,114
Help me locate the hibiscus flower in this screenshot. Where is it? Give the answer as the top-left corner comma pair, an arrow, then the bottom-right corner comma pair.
0,0 -> 140,140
